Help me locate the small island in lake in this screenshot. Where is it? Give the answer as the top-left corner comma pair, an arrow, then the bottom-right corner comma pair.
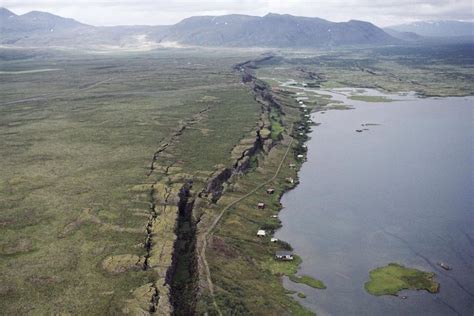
365,263 -> 439,296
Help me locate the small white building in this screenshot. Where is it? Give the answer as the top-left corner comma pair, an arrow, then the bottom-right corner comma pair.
257,230 -> 266,237
271,238 -> 279,242
297,154 -> 304,159
275,251 -> 294,261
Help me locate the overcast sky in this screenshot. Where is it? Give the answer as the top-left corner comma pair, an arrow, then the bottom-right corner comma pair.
1,0 -> 472,27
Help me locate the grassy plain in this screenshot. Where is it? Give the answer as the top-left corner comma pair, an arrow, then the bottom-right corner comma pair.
0,48 -> 265,314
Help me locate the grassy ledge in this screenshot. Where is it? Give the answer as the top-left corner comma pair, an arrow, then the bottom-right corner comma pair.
364,263 -> 439,296
348,95 -> 394,102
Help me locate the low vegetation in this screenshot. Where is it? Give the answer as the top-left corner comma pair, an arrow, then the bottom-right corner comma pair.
256,44 -> 474,97
364,263 -> 439,296
348,95 -> 394,102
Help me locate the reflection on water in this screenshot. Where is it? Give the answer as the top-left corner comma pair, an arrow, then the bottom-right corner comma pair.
276,88 -> 474,315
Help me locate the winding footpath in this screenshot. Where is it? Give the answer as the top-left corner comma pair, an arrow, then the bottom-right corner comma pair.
200,129 -> 294,315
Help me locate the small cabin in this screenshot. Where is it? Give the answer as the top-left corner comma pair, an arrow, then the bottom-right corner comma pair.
289,163 -> 296,168
266,188 -> 275,195
257,230 -> 266,237
286,177 -> 295,184
257,202 -> 266,209
271,238 -> 279,242
275,251 -> 294,261
297,154 -> 304,159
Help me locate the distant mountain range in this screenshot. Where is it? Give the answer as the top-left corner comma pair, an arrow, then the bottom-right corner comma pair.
0,7 -> 400,49
386,20 -> 473,37
154,13 -> 398,47
0,7 -> 471,50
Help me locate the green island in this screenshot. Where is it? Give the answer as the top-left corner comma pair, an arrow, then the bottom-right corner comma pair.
364,263 -> 440,296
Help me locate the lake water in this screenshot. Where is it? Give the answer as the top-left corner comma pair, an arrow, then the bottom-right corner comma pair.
276,89 -> 473,315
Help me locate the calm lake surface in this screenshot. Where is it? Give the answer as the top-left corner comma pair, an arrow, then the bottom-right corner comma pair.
276,89 -> 473,315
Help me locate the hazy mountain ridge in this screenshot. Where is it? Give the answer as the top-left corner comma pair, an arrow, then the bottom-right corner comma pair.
386,20 -> 473,37
0,8 -> 86,33
155,13 -> 398,47
383,28 -> 422,41
0,8 -> 170,48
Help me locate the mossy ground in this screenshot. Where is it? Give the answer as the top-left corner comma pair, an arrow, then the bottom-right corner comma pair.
364,263 -> 439,296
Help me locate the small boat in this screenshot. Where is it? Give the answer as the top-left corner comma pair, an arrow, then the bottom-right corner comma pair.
356,129 -> 363,133
438,262 -> 452,271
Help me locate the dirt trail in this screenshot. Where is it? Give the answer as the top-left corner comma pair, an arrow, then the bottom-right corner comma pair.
200,128 -> 294,315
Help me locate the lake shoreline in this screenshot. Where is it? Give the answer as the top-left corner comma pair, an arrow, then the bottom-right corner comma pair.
275,86 -> 473,315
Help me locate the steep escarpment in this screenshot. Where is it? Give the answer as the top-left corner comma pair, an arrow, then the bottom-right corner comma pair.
192,55 -> 296,312
125,56 -> 286,315
203,129 -> 264,203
